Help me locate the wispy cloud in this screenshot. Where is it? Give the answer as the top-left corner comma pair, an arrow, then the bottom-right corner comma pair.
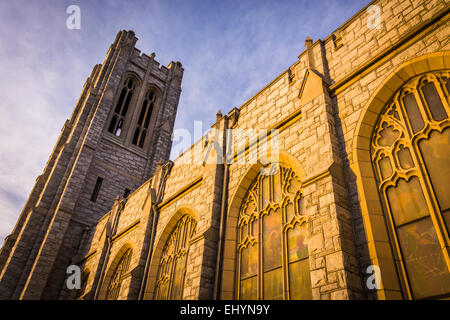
0,0 -> 367,245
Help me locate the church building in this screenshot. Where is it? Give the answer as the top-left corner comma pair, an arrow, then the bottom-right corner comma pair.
0,0 -> 449,300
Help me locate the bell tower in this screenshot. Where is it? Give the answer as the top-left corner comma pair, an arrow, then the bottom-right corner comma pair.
0,30 -> 183,299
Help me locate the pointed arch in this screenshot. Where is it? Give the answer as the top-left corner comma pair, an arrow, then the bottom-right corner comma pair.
220,150 -> 310,299
98,242 -> 134,300
132,85 -> 161,148
107,72 -> 142,138
143,206 -> 198,299
351,51 -> 450,300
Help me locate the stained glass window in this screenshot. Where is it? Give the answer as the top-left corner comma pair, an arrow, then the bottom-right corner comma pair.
237,163 -> 311,300
154,215 -> 197,300
106,248 -> 132,300
371,72 -> 450,299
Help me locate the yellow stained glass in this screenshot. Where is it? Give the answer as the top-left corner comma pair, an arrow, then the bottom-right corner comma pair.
157,281 -> 169,300
298,196 -> 306,216
372,72 -> 450,300
386,177 -> 429,226
251,219 -> 257,237
287,225 -> 308,262
155,215 -> 196,300
241,223 -> 248,239
397,145 -> 414,170
397,217 -> 450,299
263,268 -> 283,299
263,210 -> 282,271
238,163 -> 310,300
403,93 -> 424,133
244,198 -> 256,216
388,105 -> 400,120
241,244 -> 258,279
419,129 -> 450,212
288,174 -> 300,194
378,123 -> 399,147
262,176 -> 270,207
240,276 -> 257,300
286,202 -> 295,223
170,255 -> 186,300
106,248 -> 132,300
379,156 -> 393,179
289,259 -> 312,300
273,172 -> 281,202
422,81 -> 447,121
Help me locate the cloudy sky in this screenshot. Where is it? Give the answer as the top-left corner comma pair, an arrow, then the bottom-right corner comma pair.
0,0 -> 367,245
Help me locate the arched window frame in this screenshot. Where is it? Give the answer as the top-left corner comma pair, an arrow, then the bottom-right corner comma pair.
106,248 -> 133,300
107,75 -> 140,138
371,71 -> 450,300
236,163 -> 311,300
154,215 -> 197,300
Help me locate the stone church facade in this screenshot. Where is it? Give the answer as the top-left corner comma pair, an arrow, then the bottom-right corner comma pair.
1,0 -> 449,300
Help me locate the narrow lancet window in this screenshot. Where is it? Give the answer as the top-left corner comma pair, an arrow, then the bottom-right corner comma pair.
90,177 -> 103,202
108,78 -> 136,137
132,89 -> 157,148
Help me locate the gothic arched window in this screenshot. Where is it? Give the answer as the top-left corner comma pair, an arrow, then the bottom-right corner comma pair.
106,248 -> 132,300
154,215 -> 197,300
371,72 -> 450,299
237,163 -> 311,300
132,89 -> 157,148
108,78 -> 136,137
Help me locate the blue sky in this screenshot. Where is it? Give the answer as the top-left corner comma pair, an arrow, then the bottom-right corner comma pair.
0,0 -> 368,245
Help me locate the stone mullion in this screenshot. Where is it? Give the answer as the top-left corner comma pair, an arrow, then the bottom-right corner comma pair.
281,204 -> 289,300
166,232 -> 178,300
257,176 -> 263,300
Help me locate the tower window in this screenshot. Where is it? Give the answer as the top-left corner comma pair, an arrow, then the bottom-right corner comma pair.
132,89 -> 157,148
90,177 -> 103,202
124,188 -> 131,198
108,78 -> 136,137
